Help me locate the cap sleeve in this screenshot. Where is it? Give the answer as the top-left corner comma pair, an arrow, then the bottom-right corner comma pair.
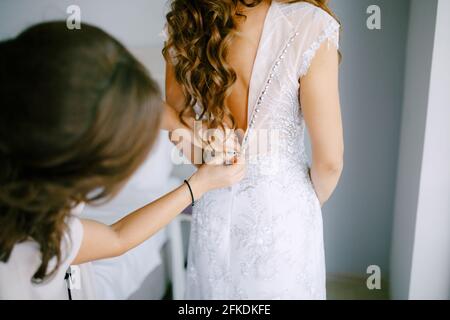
295,7 -> 340,79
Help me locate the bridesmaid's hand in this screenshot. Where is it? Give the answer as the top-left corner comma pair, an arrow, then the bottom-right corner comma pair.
167,113 -> 242,167
202,126 -> 242,165
188,158 -> 246,199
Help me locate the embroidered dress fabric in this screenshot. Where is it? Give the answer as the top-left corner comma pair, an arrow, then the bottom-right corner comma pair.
183,2 -> 340,299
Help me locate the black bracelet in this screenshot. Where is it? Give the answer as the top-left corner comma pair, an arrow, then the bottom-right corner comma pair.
184,180 -> 195,207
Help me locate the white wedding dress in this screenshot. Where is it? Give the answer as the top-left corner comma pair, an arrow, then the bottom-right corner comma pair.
185,2 -> 340,300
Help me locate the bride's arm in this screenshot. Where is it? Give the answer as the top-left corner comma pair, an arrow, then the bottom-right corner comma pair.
300,42 -> 344,206
163,58 -> 204,167
160,102 -> 184,132
162,57 -> 197,131
163,58 -> 240,166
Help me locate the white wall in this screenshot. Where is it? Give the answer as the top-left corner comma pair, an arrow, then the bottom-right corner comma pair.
0,0 -> 167,47
407,0 -> 450,300
390,0 -> 450,300
0,1 -> 169,88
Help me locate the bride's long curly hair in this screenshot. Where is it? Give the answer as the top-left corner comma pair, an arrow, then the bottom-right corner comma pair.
163,0 -> 339,129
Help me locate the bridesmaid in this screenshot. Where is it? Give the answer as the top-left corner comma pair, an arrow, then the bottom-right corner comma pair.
0,22 -> 245,299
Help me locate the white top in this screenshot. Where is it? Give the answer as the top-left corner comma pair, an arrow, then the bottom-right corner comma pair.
0,213 -> 89,300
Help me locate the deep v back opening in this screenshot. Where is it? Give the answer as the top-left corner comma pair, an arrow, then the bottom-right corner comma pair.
232,0 -> 273,139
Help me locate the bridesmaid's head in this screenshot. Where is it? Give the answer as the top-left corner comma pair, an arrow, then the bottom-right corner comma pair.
0,22 -> 162,281
163,0 -> 337,130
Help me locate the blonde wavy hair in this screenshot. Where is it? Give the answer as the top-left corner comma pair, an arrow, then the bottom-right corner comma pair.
163,0 -> 339,130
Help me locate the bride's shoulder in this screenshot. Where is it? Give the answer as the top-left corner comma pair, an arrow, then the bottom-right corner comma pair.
277,1 -> 338,28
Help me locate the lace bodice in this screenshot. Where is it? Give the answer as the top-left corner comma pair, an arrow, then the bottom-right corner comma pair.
243,1 -> 339,159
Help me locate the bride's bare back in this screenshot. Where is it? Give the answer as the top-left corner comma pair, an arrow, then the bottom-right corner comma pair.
226,0 -> 271,131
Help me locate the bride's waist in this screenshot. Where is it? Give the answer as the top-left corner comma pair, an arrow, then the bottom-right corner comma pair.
244,152 -> 308,168
196,163 -> 315,207
241,158 -> 310,183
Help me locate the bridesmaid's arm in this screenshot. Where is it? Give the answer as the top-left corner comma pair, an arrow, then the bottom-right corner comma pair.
72,160 -> 246,265
300,42 -> 344,206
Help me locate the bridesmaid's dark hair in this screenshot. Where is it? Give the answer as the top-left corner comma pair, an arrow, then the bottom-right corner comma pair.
0,22 -> 162,282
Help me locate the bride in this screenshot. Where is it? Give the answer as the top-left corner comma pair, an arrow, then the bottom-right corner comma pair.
164,0 -> 344,299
